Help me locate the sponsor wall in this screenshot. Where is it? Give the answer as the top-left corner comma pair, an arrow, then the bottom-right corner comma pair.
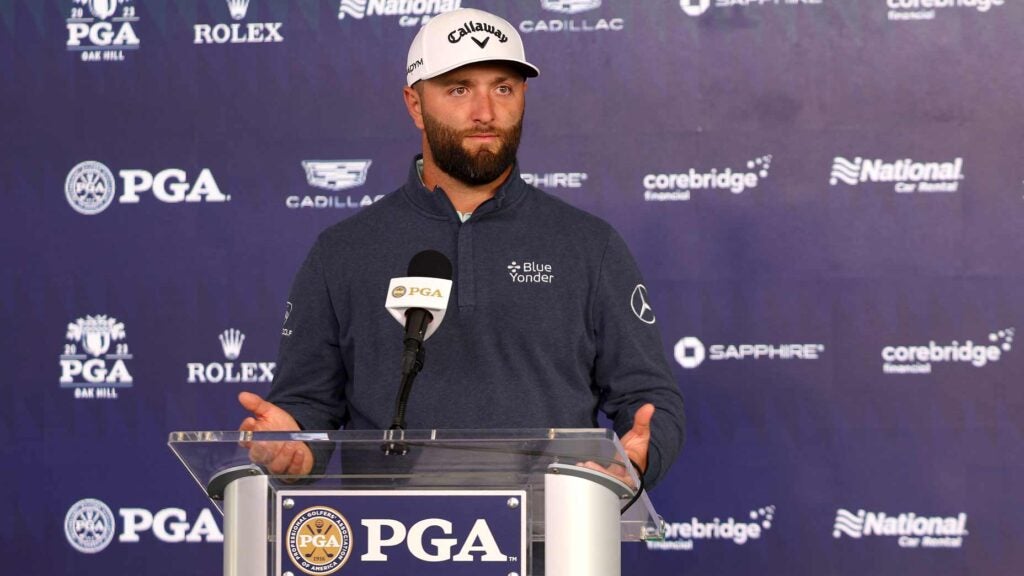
2,0 -> 1022,574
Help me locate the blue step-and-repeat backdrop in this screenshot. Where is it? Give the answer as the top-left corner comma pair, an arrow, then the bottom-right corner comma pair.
2,0 -> 1022,574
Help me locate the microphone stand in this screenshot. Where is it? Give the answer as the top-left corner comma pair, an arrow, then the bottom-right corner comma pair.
383,334 -> 427,456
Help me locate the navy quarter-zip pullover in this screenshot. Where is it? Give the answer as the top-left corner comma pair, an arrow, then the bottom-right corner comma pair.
268,157 -> 685,486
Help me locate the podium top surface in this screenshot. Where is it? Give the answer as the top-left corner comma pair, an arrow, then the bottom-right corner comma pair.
168,428 -> 664,541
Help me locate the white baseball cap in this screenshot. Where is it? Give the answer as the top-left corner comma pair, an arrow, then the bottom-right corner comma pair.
406,8 -> 540,86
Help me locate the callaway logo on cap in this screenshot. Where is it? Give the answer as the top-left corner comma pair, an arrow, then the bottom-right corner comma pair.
406,8 -> 540,86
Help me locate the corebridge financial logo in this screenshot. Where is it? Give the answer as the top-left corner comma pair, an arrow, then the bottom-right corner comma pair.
681,0 -> 823,18
830,156 -> 964,193
520,1 -> 625,34
338,0 -> 462,27
294,160 -> 383,209
887,0 -> 1004,22
643,155 -> 772,202
881,327 -> 1013,375
648,506 -> 776,551
65,498 -> 223,554
65,161 -> 229,215
66,0 -> 140,63
194,0 -> 284,45
186,328 -> 276,383
833,508 -> 968,549
674,336 -> 825,369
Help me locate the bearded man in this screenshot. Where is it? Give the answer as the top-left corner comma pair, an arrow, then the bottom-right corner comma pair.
237,8 -> 685,491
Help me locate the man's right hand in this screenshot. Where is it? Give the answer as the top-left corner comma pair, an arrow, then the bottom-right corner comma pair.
238,391 -> 314,476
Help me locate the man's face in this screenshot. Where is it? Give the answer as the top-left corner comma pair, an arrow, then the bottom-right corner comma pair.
412,63 -> 527,186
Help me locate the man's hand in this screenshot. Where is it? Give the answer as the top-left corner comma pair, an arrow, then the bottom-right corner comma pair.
579,403 -> 655,490
238,391 -> 314,476
620,403 -> 655,475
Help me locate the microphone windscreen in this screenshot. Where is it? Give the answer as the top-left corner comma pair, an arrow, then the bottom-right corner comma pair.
407,250 -> 453,280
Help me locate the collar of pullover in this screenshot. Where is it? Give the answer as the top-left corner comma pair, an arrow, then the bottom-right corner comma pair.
401,154 -> 528,221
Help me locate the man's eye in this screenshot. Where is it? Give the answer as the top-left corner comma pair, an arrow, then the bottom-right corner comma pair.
451,87 -> 468,96
496,86 -> 512,95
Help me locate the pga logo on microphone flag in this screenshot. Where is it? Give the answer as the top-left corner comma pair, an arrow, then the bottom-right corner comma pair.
276,491 -> 526,576
385,276 -> 452,340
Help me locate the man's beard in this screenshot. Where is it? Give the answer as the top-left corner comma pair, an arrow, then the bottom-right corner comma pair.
422,111 -> 522,187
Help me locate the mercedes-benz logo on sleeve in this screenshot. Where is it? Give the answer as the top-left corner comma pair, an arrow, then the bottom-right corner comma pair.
630,284 -> 656,324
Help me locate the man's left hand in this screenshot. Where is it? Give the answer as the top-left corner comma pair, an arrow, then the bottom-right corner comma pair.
620,403 -> 655,475
579,403 -> 655,489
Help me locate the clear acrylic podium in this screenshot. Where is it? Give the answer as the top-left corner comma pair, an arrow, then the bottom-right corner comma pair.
169,428 -> 665,576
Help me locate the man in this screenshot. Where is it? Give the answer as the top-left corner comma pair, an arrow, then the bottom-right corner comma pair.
239,8 -> 685,489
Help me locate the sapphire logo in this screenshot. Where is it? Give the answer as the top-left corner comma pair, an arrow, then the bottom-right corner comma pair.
833,508 -> 968,548
287,507 -> 353,575
521,172 -> 588,189
631,284 -> 656,324
675,336 -> 825,370
60,315 -> 133,399
187,329 -> 276,384
674,337 -> 706,369
66,161 -> 116,215
680,0 -> 711,16
66,0 -> 140,63
65,499 -> 116,554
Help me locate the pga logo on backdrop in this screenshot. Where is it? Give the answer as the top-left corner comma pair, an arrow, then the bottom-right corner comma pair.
64,498 -> 223,554
65,161 -> 229,215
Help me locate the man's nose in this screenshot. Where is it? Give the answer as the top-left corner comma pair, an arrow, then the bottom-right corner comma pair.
469,91 -> 496,124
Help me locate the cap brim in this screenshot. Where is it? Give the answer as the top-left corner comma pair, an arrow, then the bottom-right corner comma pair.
409,57 -> 540,86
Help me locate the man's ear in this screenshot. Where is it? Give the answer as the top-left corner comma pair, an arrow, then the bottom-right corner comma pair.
403,85 -> 425,131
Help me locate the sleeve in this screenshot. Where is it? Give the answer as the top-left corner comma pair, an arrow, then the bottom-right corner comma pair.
592,228 -> 686,489
267,236 -> 349,433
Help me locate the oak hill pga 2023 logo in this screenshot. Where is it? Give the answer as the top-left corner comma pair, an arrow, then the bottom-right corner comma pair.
66,0 -> 140,62
59,315 -> 133,399
65,161 -> 229,215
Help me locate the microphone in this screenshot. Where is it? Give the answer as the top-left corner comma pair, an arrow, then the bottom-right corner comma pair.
384,249 -> 454,373
383,250 -> 453,450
